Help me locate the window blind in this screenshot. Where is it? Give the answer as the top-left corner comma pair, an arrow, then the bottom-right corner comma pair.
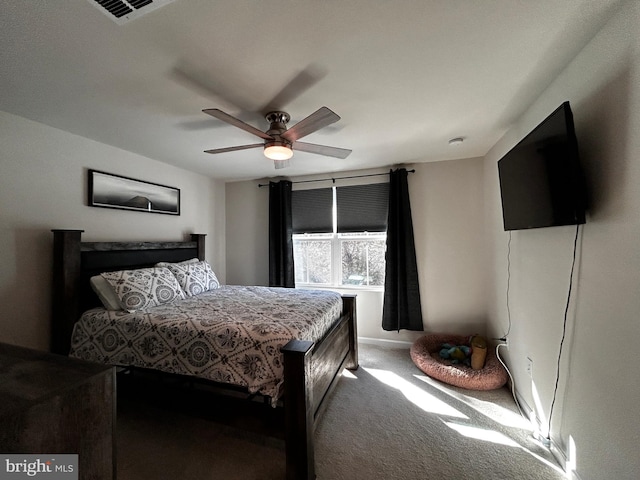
292,187 -> 333,233
292,183 -> 390,233
336,183 -> 389,233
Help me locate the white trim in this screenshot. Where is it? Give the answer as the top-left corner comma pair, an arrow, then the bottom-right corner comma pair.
514,387 -> 584,479
514,390 -> 551,446
358,337 -> 413,347
549,439 -> 569,478
570,471 -> 583,480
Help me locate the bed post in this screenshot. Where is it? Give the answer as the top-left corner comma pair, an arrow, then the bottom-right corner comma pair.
281,340 -> 315,480
190,233 -> 206,260
342,294 -> 358,370
51,229 -> 84,355
280,294 -> 358,479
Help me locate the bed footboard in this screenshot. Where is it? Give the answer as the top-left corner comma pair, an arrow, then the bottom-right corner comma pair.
281,294 -> 358,480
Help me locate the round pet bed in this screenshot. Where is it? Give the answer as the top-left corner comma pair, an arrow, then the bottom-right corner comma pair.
410,334 -> 508,391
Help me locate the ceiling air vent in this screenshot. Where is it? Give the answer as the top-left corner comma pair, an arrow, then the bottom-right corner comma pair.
88,0 -> 176,25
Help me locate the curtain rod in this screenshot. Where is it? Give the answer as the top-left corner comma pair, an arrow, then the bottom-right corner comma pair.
257,169 -> 415,187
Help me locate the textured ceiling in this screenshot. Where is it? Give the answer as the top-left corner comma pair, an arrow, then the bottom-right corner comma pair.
0,0 -> 623,181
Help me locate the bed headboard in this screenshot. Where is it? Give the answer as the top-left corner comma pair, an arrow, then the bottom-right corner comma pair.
51,229 -> 206,355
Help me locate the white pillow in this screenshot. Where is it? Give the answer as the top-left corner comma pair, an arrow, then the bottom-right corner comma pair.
90,275 -> 123,310
163,261 -> 220,297
100,267 -> 185,312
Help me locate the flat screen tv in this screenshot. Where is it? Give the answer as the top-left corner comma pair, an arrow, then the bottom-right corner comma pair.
498,101 -> 586,231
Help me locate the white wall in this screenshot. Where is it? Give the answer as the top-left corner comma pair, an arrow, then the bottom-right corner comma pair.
0,111 -> 225,351
225,179 -> 269,286
225,158 -> 487,344
484,1 -> 639,478
410,158 -> 486,337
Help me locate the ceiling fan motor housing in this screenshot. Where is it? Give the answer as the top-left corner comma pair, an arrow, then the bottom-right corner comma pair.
265,111 -> 291,140
264,138 -> 292,149
265,110 -> 293,163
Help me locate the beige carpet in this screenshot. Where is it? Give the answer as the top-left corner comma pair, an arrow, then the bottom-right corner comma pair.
117,343 -> 565,480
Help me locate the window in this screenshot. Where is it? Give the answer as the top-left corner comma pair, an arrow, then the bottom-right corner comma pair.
293,234 -> 332,284
340,232 -> 387,286
292,183 -> 388,288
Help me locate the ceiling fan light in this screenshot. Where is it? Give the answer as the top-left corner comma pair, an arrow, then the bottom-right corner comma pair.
264,144 -> 293,161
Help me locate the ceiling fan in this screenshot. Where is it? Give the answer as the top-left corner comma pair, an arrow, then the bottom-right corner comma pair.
202,106 -> 352,169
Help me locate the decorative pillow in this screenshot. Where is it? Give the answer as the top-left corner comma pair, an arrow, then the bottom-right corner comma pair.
89,275 -> 123,310
100,267 -> 185,312
163,261 -> 220,297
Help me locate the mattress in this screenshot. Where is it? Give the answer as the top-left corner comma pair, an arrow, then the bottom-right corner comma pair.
69,285 -> 342,400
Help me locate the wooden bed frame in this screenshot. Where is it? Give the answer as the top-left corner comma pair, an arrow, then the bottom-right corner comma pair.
51,229 -> 358,480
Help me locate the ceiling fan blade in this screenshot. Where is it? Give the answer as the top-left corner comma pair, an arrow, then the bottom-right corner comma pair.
281,107 -> 341,142
203,109 -> 273,140
204,144 -> 263,155
294,141 -> 352,159
258,63 -> 328,114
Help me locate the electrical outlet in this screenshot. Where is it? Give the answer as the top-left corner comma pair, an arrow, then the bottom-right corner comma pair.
526,357 -> 533,378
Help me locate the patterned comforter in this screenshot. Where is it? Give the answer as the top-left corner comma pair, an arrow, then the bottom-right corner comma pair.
69,286 -> 343,400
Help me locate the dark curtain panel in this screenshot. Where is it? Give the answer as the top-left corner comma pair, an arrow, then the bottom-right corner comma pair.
269,180 -> 295,288
382,168 -> 423,331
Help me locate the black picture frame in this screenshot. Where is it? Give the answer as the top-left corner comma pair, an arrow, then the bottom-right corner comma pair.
88,169 -> 180,215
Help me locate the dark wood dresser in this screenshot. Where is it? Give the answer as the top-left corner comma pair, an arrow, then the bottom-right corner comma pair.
0,342 -> 115,480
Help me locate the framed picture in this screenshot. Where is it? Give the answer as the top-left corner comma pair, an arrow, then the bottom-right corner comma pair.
88,170 -> 180,215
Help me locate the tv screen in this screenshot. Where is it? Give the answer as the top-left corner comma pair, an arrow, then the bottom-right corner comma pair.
498,101 -> 586,231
